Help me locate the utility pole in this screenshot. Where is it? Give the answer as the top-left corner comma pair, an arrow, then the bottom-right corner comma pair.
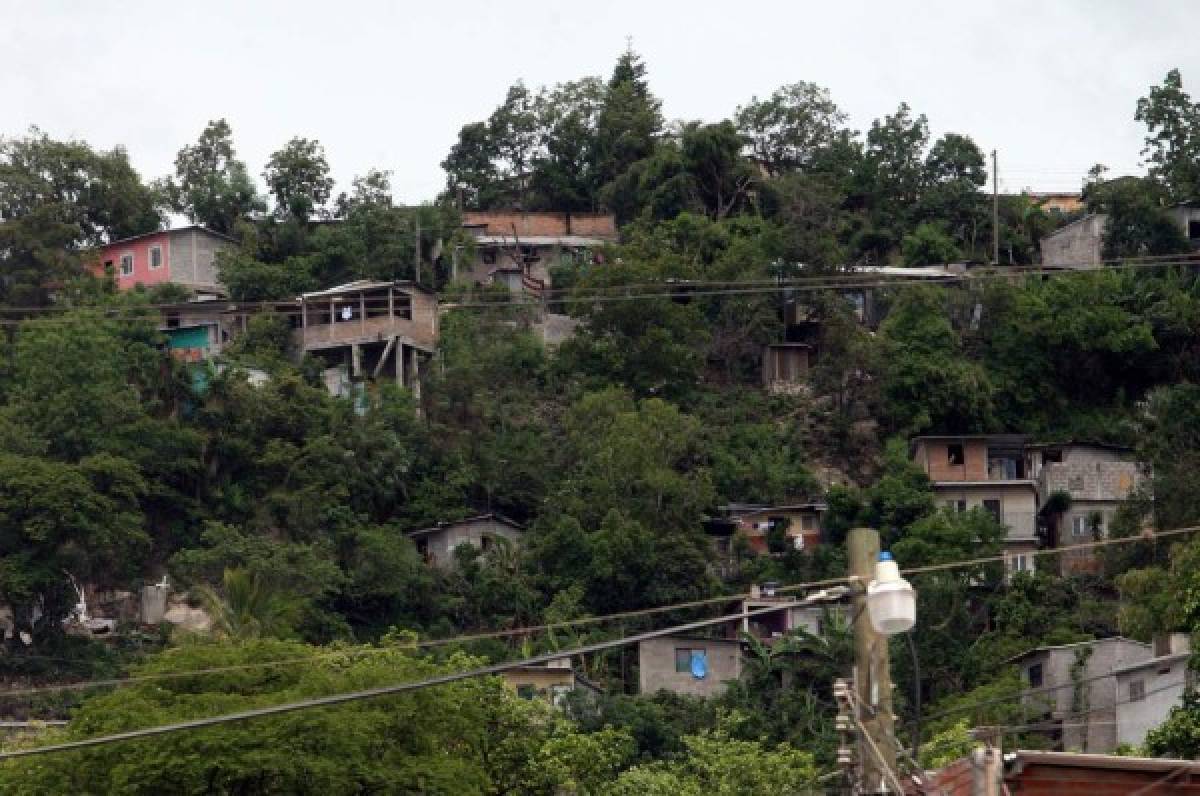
414,213 -> 422,287
849,527 -> 898,794
991,149 -> 999,265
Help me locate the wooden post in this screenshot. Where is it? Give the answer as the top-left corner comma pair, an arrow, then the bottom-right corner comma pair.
849,527 -> 897,794
351,343 -> 362,378
359,291 -> 366,337
396,343 -> 405,387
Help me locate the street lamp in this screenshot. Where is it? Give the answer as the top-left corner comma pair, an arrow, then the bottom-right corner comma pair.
866,551 -> 916,635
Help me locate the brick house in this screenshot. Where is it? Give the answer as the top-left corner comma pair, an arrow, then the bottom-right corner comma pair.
458,210 -> 616,294
92,225 -> 235,295
910,435 -> 1040,572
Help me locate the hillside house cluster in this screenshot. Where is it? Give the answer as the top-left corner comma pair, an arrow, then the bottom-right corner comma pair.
910,436 -> 1146,574
1010,634 -> 1191,753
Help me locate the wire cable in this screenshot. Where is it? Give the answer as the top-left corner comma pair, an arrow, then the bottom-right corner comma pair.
0,524 -> 1191,702
0,589 -> 852,760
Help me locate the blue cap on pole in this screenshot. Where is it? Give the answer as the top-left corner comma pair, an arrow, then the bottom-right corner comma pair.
878,551 -> 894,562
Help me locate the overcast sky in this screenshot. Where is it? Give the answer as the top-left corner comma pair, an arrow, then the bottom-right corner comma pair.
3,0 -> 1195,204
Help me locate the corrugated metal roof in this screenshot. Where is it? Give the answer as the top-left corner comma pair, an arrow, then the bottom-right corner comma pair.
472,235 -> 608,247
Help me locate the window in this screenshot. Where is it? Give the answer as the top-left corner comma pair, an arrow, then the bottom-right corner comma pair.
1028,663 -> 1043,688
1010,554 -> 1033,573
1043,449 -> 1063,464
800,514 -> 818,532
480,534 -> 493,553
1129,680 -> 1145,702
947,443 -> 965,466
103,259 -> 114,276
982,499 -> 1002,523
1072,514 -> 1103,538
149,245 -> 163,269
675,648 -> 707,674
1189,220 -> 1200,240
945,499 -> 967,513
119,253 -> 134,276
516,685 -> 536,700
482,248 -> 497,265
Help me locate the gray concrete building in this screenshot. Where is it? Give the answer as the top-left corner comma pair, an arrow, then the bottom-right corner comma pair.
1030,443 -> 1147,574
1012,638 -> 1155,753
1114,635 -> 1191,749
407,514 -> 524,568
637,635 -> 742,698
1040,204 -> 1200,269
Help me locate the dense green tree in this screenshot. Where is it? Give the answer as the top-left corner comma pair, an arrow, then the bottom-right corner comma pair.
164,119 -> 264,234
735,81 -> 848,177
263,137 -> 334,221
0,130 -> 163,305
594,48 -> 663,192
877,286 -> 995,434
1136,69 -> 1200,202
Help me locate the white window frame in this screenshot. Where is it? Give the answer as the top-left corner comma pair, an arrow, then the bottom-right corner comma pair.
119,251 -> 135,277
1072,515 -> 1088,537
148,244 -> 164,270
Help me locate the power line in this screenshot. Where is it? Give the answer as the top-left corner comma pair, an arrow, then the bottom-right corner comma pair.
1,524 -> 1192,704
0,589 -> 852,760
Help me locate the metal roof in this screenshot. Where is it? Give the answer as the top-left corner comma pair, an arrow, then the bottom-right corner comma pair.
101,224 -> 237,247
1112,650 -> 1191,676
299,279 -> 435,299
472,235 -> 608,247
405,513 -> 525,538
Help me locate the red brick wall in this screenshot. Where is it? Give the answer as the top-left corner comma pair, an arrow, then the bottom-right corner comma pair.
1012,763 -> 1200,795
463,211 -> 617,240
918,439 -> 988,481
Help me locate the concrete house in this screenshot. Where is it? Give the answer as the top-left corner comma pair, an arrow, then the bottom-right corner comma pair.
1040,204 -> 1200,269
501,658 -> 579,707
638,586 -> 838,699
911,435 -> 1040,572
92,225 -> 235,296
407,514 -> 524,568
292,280 -> 438,401
1011,637 -> 1156,753
1114,634 -> 1192,748
637,635 -> 743,698
458,210 -> 617,295
1031,443 -> 1147,575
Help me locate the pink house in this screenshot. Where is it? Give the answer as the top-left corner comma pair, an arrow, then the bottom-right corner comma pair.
93,225 -> 235,295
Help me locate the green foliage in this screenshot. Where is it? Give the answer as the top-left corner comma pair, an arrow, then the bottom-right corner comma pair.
263,137 -> 334,221
163,119 -> 263,235
603,717 -> 818,796
0,639 -> 628,795
1145,689 -> 1200,759
0,129 -> 163,305
901,222 -> 962,266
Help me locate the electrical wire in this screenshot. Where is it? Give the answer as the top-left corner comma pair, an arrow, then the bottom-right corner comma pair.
0,524 -> 1192,702
0,589 -> 852,760
3,252 -> 1200,327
